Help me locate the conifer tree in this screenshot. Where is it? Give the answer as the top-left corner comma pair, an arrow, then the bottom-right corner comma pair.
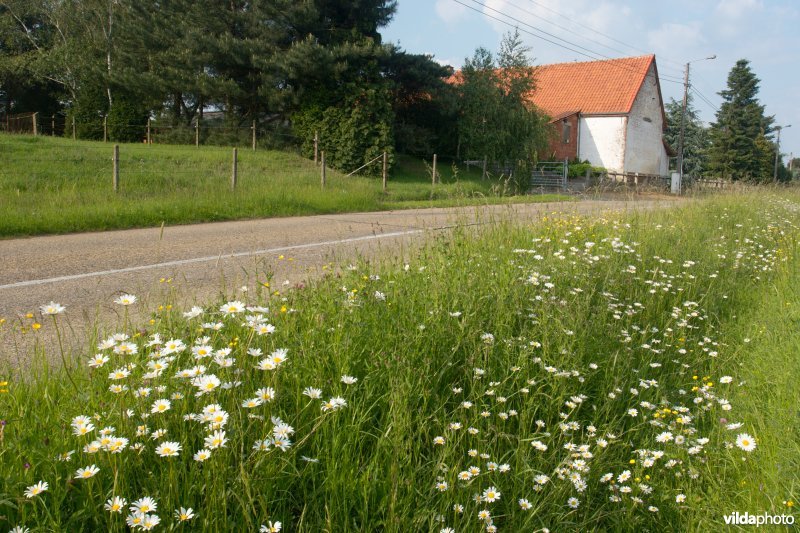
707,59 -> 774,181
664,95 -> 708,177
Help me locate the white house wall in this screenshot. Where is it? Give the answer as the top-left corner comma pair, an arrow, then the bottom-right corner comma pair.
578,116 -> 626,172
624,65 -> 668,175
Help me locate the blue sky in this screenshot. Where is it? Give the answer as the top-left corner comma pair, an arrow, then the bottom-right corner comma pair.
382,0 -> 800,163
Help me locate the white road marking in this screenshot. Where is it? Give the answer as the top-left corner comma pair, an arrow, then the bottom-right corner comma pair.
0,229 -> 425,290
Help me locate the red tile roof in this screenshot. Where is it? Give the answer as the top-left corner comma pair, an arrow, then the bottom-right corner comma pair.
529,55 -> 657,119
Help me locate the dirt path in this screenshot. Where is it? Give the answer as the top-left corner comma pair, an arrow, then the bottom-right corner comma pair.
0,197 -> 680,366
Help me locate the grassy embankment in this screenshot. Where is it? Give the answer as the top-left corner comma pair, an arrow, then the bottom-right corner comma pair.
0,192 -> 798,531
0,134 -> 567,237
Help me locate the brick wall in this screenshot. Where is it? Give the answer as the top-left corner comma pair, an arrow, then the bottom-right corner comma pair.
546,113 -> 579,161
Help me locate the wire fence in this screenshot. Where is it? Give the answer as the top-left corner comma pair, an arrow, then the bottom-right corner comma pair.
0,111 -> 303,150
2,111 -> 723,197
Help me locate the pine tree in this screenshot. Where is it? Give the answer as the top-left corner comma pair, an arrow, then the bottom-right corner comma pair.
707,59 -> 774,181
664,95 -> 708,177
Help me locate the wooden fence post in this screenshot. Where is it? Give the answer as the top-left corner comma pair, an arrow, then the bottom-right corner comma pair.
432,153 -> 437,185
382,151 -> 388,191
231,148 -> 238,190
313,131 -> 319,165
72,116 -> 76,140
112,144 -> 119,192
146,118 -> 151,145
103,116 -> 108,142
321,151 -> 326,188
195,118 -> 199,147
32,113 -> 38,136
252,120 -> 256,151
482,155 -> 487,180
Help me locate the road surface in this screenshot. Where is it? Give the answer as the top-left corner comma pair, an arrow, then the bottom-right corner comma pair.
0,197 -> 679,366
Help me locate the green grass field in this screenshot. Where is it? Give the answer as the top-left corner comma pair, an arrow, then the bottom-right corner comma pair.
0,134 -> 567,237
0,192 -> 798,531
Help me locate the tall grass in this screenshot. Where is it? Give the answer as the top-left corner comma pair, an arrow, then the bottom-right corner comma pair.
0,135 -> 566,237
0,193 -> 798,531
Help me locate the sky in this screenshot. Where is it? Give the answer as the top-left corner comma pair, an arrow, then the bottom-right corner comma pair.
382,0 -> 800,164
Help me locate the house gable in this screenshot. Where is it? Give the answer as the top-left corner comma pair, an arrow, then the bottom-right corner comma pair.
528,55 -> 656,118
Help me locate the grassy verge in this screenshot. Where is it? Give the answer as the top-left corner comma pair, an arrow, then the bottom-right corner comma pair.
0,193 -> 797,531
0,135 -> 567,237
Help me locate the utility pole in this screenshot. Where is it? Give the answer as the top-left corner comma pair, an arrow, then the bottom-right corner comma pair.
678,55 -> 715,184
774,125 -> 791,181
677,63 -> 689,184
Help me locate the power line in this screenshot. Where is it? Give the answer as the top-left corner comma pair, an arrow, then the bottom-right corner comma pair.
689,86 -> 720,114
495,0 -> 684,82
453,0 -> 684,85
521,0 -> 687,71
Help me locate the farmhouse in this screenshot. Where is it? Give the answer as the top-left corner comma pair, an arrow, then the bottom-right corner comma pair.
529,54 -> 671,176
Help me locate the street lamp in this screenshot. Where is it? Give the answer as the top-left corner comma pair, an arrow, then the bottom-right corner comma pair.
677,55 -> 716,186
773,124 -> 791,181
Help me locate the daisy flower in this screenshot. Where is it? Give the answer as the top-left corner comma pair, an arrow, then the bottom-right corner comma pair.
155,441 -> 181,457
151,399 -> 171,414
193,449 -> 212,462
304,387 -> 323,399
24,481 -> 48,498
105,496 -> 127,513
192,374 -> 221,395
482,486 -> 500,503
75,465 -> 100,479
40,302 -> 65,315
131,497 -> 158,514
114,294 -> 137,306
519,498 -> 532,510
204,430 -> 227,449
736,433 -> 757,452
260,521 -> 282,532
141,514 -> 161,530
88,354 -> 110,368
220,301 -> 245,315
567,497 -> 580,509
183,306 -> 204,319
174,507 -> 195,521
242,398 -> 264,408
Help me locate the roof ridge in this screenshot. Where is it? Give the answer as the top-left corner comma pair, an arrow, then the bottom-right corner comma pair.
534,54 -> 654,69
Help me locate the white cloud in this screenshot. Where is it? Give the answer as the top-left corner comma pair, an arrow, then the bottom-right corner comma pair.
432,57 -> 461,68
715,0 -> 764,19
435,0 -> 468,25
475,0 -> 640,62
714,0 -> 765,38
647,22 -> 706,62
478,0 -> 632,36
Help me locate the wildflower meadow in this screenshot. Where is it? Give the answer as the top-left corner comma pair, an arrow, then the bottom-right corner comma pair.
1,192 -> 798,532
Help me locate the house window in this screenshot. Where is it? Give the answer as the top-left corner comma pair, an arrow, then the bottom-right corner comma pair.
562,119 -> 571,144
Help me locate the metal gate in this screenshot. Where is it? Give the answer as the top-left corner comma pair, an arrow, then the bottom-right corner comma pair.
530,160 -> 567,191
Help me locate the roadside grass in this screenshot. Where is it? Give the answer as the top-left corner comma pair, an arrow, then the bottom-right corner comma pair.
0,193 -> 797,531
0,135 -> 567,237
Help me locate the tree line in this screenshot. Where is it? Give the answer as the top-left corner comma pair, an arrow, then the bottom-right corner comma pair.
0,1 -> 550,177
664,59 -> 791,182
0,1 -> 790,181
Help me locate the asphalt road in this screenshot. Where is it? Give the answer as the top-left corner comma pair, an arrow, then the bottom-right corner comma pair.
0,197 -> 678,366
